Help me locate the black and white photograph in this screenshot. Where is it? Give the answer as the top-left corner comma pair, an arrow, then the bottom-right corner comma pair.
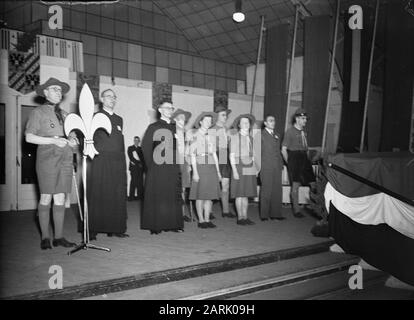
0,0 -> 413,304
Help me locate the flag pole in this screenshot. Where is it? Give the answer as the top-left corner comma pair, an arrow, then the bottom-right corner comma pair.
359,0 -> 379,153
321,0 -> 341,154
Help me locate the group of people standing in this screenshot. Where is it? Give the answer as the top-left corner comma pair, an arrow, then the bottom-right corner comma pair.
26,77 -> 315,249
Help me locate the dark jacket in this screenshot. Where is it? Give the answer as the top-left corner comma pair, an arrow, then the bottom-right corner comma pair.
127,145 -> 145,171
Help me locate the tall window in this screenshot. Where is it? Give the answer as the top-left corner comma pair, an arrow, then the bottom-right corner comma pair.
21,105 -> 37,184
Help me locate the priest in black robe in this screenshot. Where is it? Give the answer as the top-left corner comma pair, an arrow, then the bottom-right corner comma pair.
87,89 -> 128,239
141,100 -> 183,234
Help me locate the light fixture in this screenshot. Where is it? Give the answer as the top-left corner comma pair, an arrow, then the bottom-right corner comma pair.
232,0 -> 245,23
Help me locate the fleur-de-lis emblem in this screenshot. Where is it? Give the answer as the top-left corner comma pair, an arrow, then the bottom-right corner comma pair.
64,83 -> 111,159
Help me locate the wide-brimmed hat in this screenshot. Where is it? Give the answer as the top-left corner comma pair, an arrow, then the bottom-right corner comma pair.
231,113 -> 256,129
172,108 -> 192,121
214,105 -> 232,115
193,111 -> 217,129
35,77 -> 70,96
294,108 -> 308,117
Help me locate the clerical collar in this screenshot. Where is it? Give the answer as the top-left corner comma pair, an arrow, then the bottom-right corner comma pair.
294,124 -> 303,131
265,127 -> 274,135
160,117 -> 171,124
103,107 -> 114,115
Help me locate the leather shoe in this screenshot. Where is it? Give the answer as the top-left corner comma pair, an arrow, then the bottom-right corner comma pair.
237,219 -> 247,225
294,212 -> 305,218
260,218 -> 269,221
52,238 -> 76,247
113,233 -> 129,238
209,213 -> 216,220
41,238 -> 52,250
183,216 -> 192,222
271,217 -> 286,221
206,221 -> 217,228
150,230 -> 161,235
245,218 -> 255,225
198,222 -> 208,229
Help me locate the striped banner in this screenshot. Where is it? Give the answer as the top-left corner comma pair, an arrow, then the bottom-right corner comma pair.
8,51 -> 40,94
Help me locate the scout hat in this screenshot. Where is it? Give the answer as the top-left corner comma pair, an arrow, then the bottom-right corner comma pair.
231,113 -> 256,129
36,77 -> 70,96
214,105 -> 232,115
172,108 -> 192,122
294,108 -> 308,117
193,111 -> 217,129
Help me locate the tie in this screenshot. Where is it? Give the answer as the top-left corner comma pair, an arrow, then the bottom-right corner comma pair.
301,130 -> 308,149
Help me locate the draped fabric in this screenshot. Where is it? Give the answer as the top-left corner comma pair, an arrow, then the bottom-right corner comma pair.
328,203 -> 414,286
326,152 -> 414,285
325,182 -> 414,239
264,24 -> 289,132
303,15 -> 331,147
327,152 -> 414,199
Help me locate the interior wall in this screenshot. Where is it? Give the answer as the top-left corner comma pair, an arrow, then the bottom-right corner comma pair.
172,85 -> 214,130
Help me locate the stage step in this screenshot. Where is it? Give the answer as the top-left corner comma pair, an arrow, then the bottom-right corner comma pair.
81,251 -> 359,300
3,241 -> 334,300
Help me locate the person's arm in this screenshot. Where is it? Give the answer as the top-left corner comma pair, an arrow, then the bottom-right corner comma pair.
213,152 -> 222,181
189,135 -> 199,182
141,125 -> 155,170
191,153 -> 199,182
26,133 -> 68,148
229,134 -> 239,180
127,146 -> 134,164
230,152 -> 239,180
281,145 -> 288,164
253,131 -> 261,174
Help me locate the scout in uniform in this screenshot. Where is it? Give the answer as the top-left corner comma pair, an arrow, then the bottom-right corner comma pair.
25,77 -> 78,250
281,108 -> 316,218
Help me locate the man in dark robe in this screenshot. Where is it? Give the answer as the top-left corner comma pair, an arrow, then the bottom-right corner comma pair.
88,89 -> 128,239
256,115 -> 285,221
141,100 -> 183,234
127,136 -> 145,201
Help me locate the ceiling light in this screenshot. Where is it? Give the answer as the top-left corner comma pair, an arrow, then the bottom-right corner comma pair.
233,0 -> 245,23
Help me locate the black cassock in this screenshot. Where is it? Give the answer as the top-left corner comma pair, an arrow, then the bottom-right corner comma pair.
141,119 -> 182,232
87,109 -> 127,234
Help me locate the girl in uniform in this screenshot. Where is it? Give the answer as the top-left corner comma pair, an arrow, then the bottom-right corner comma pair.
189,112 -> 221,228
229,114 -> 258,226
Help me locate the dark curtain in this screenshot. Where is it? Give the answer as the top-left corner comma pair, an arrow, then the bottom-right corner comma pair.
303,15 -> 331,147
380,2 -> 414,151
337,5 -> 373,152
264,24 -> 289,132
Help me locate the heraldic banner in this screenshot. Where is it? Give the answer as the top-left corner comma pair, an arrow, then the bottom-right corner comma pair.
8,50 -> 40,95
